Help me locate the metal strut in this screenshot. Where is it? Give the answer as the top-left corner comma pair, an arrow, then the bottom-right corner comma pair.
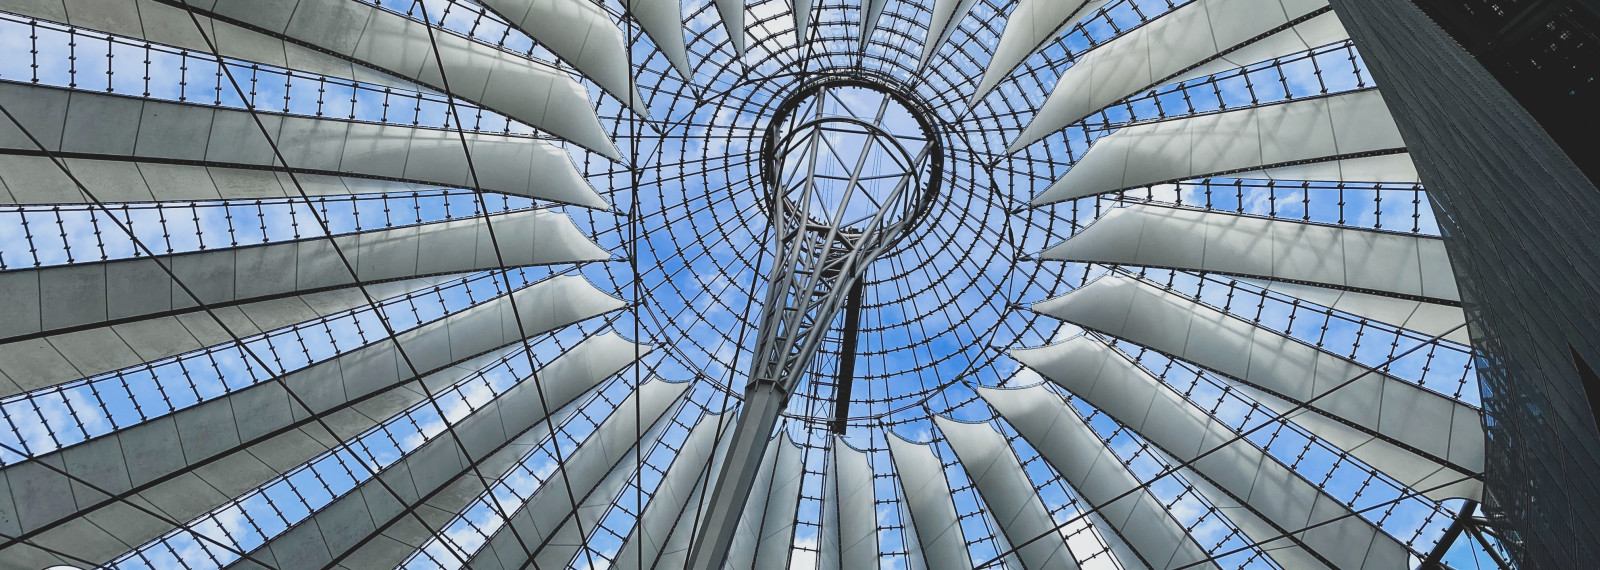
685,76 -> 940,570
831,280 -> 865,434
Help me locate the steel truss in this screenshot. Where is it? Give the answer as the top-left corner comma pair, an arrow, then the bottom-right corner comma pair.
687,75 -> 943,569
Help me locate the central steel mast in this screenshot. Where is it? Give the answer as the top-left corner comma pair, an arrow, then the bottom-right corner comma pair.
686,78 -> 940,569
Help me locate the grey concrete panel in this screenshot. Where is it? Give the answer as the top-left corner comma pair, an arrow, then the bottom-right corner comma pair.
101,264 -> 181,325
25,514 -> 132,565
133,102 -> 217,161
174,398 -> 244,465
0,75 -> 69,150
59,90 -> 142,156
266,518 -> 336,570
203,111 -> 283,167
37,263 -> 108,333
191,451 -> 279,499
119,416 -> 186,488
318,492 -> 380,555
59,435 -> 134,509
7,455 -> 76,532
405,438 -> 470,497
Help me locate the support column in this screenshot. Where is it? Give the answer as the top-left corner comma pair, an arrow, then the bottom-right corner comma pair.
1326,0 -> 1600,566
686,77 -> 941,570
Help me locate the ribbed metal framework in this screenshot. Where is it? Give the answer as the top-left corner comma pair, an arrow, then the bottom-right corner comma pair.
0,0 -> 1517,569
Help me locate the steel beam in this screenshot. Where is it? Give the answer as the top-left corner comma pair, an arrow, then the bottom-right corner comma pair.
830,280 -> 865,434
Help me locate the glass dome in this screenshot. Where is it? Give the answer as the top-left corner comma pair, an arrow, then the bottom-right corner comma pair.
0,0 -> 1508,568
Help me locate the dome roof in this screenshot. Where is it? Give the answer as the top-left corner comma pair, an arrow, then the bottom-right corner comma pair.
0,0 -> 1492,568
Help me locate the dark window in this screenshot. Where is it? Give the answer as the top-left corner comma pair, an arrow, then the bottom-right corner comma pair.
1575,346 -> 1600,434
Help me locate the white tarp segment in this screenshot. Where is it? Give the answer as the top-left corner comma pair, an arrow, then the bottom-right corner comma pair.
458,377 -> 682,569
240,338 -> 670,570
1033,275 -> 1484,500
478,0 -> 648,115
0,155 -> 447,205
1245,151 -> 1420,184
623,0 -> 694,82
1173,456 -> 1327,570
818,437 -> 879,570
201,0 -> 620,159
0,84 -> 609,208
978,385 -> 1218,570
1012,337 -> 1412,570
1236,277 -> 1469,344
1167,12 -> 1349,86
723,438 -> 781,569
5,0 -> 621,159
899,481 -> 929,570
715,0 -> 746,55
1042,204 -> 1460,303
1,330 -> 637,568
342,381 -> 585,569
934,417 -> 1082,570
793,0 -> 814,45
0,278 -> 625,554
859,0 -> 889,48
918,0 -> 980,69
0,210 -> 608,393
724,434 -> 804,570
0,343 -> 507,567
646,414 -> 738,569
820,447 -> 842,570
887,433 -> 973,570
0,211 -> 604,338
612,412 -> 728,570
0,275 -> 448,394
521,381 -> 688,570
753,436 -> 805,570
1008,0 -> 1336,152
0,0 -> 422,90
969,0 -> 1093,104
1030,90 -> 1410,205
